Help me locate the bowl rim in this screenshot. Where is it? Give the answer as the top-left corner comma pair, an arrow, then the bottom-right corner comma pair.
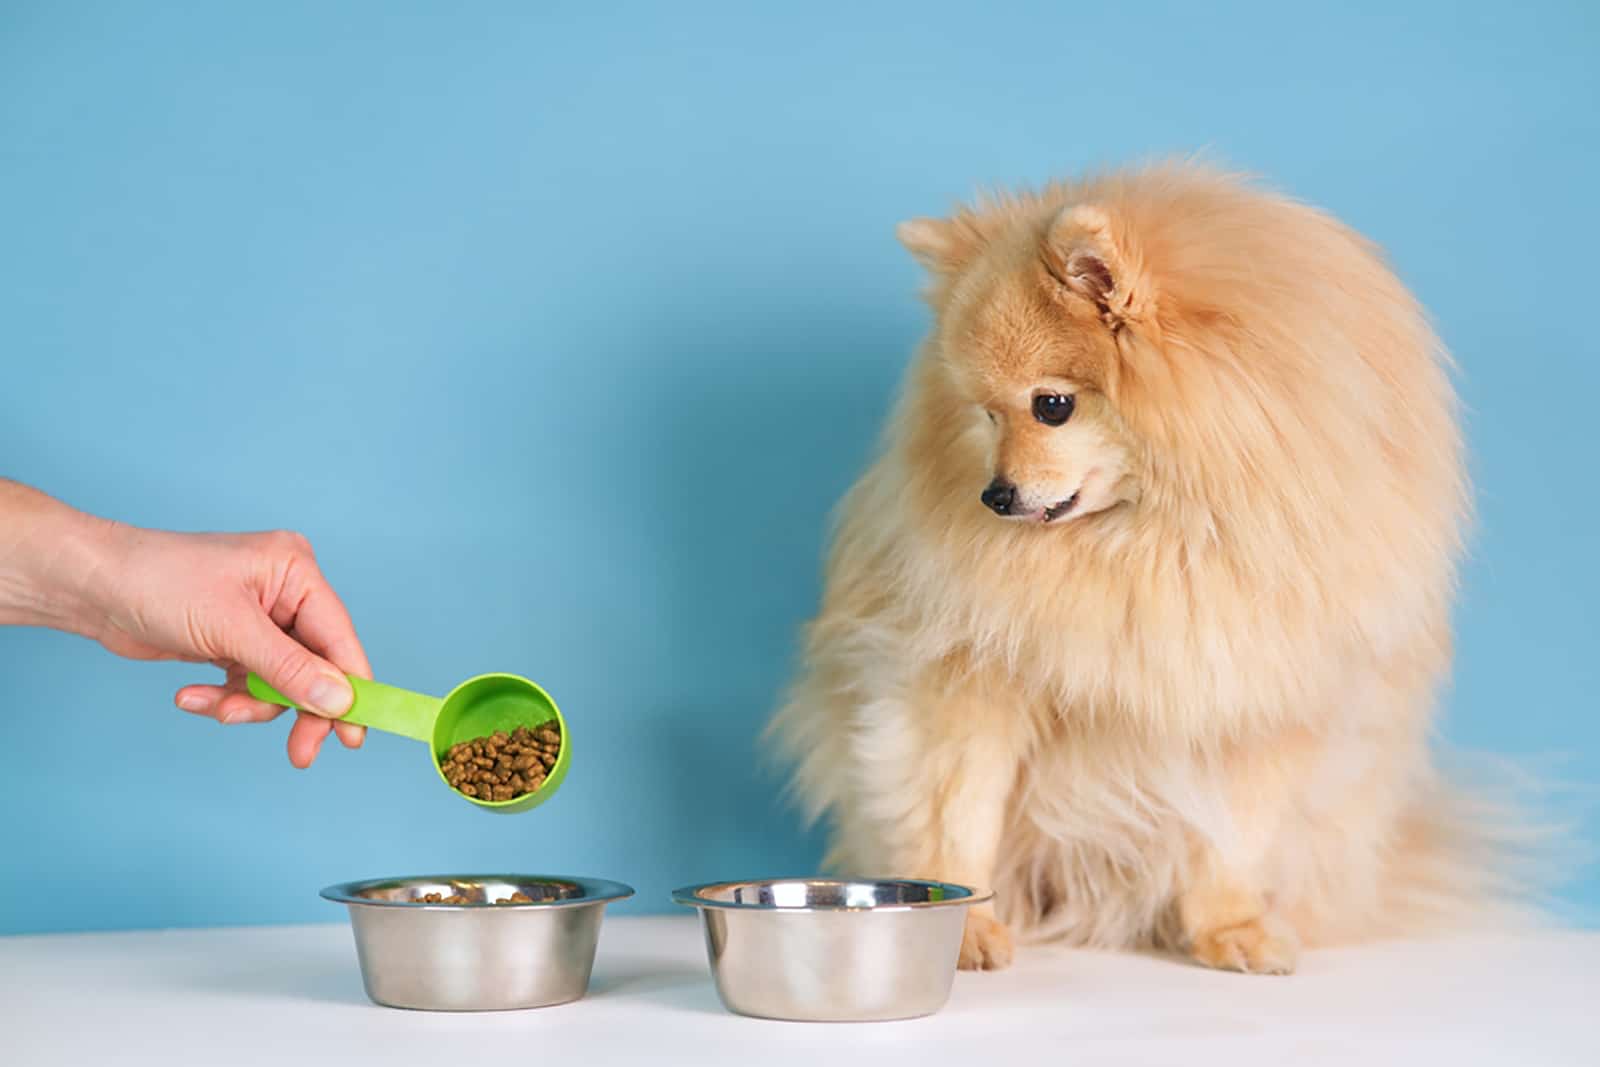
321,874 -> 635,908
670,876 -> 991,912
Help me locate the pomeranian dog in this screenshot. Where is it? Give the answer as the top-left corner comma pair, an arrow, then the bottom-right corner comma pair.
770,162 -> 1523,974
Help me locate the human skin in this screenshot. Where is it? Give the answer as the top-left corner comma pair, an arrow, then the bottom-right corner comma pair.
0,478 -> 369,768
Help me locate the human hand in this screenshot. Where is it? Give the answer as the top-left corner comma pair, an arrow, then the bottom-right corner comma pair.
1,481 -> 370,767
87,525 -> 372,768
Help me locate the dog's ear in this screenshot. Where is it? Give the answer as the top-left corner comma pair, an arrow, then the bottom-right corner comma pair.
1044,204 -> 1151,330
897,215 -> 982,274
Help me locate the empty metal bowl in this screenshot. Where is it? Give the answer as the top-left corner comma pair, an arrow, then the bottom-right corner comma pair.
322,874 -> 633,1011
672,877 -> 989,1021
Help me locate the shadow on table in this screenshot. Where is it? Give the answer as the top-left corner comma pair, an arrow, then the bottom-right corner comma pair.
168,948 -> 371,1007
169,955 -> 727,1014
587,962 -> 725,1015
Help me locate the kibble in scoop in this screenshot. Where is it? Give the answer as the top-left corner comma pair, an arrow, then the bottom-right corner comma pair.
440,722 -> 562,802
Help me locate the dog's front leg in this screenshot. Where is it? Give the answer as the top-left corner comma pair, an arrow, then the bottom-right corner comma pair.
940,723 -> 1019,971
1172,746 -> 1304,975
894,662 -> 1030,971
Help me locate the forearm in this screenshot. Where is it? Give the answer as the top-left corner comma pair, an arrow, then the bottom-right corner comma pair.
2,479 -> 366,765
0,479 -> 115,637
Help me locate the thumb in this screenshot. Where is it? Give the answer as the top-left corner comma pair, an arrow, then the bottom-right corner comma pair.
231,610 -> 354,719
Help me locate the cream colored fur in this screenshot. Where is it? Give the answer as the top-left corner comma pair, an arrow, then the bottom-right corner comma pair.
770,162 -> 1524,973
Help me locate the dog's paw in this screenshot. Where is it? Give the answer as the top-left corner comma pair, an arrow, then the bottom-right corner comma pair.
1189,913 -> 1299,975
958,911 -> 1015,970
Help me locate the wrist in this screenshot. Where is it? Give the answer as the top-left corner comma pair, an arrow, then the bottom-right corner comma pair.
0,481 -> 122,637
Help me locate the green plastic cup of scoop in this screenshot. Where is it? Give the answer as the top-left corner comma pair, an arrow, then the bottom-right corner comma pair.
245,670 -> 569,813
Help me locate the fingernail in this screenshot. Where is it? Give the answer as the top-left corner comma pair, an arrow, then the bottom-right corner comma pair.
177,694 -> 206,712
308,675 -> 353,716
219,709 -> 241,724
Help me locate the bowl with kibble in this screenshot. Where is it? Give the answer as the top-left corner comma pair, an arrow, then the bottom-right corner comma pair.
322,874 -> 634,1011
248,670 -> 568,812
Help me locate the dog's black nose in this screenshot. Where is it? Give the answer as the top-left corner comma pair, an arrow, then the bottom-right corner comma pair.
981,479 -> 1016,515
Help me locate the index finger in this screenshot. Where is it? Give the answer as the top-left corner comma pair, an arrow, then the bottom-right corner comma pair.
284,559 -> 372,682
281,559 -> 371,750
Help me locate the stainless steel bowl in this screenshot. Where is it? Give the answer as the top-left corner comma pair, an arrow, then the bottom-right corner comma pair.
672,877 -> 989,1021
322,874 -> 634,1011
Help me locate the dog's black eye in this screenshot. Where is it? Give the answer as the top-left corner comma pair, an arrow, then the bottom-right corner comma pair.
1032,393 -> 1075,426
986,410 -> 997,424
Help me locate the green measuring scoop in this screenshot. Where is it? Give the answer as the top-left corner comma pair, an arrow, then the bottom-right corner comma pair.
245,671 -> 569,813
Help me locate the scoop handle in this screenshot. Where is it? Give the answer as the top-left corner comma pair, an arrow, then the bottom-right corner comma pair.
245,672 -> 439,743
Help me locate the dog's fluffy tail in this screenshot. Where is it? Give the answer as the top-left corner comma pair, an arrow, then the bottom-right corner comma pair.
1374,757 -> 1582,938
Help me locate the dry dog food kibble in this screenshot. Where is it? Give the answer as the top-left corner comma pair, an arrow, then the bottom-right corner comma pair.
414,891 -> 536,905
440,723 -> 562,802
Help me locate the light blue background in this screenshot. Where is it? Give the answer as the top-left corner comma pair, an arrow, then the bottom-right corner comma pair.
2,1 -> 1595,935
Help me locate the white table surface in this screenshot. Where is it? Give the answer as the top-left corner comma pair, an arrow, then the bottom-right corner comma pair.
3,916 -> 1596,1066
